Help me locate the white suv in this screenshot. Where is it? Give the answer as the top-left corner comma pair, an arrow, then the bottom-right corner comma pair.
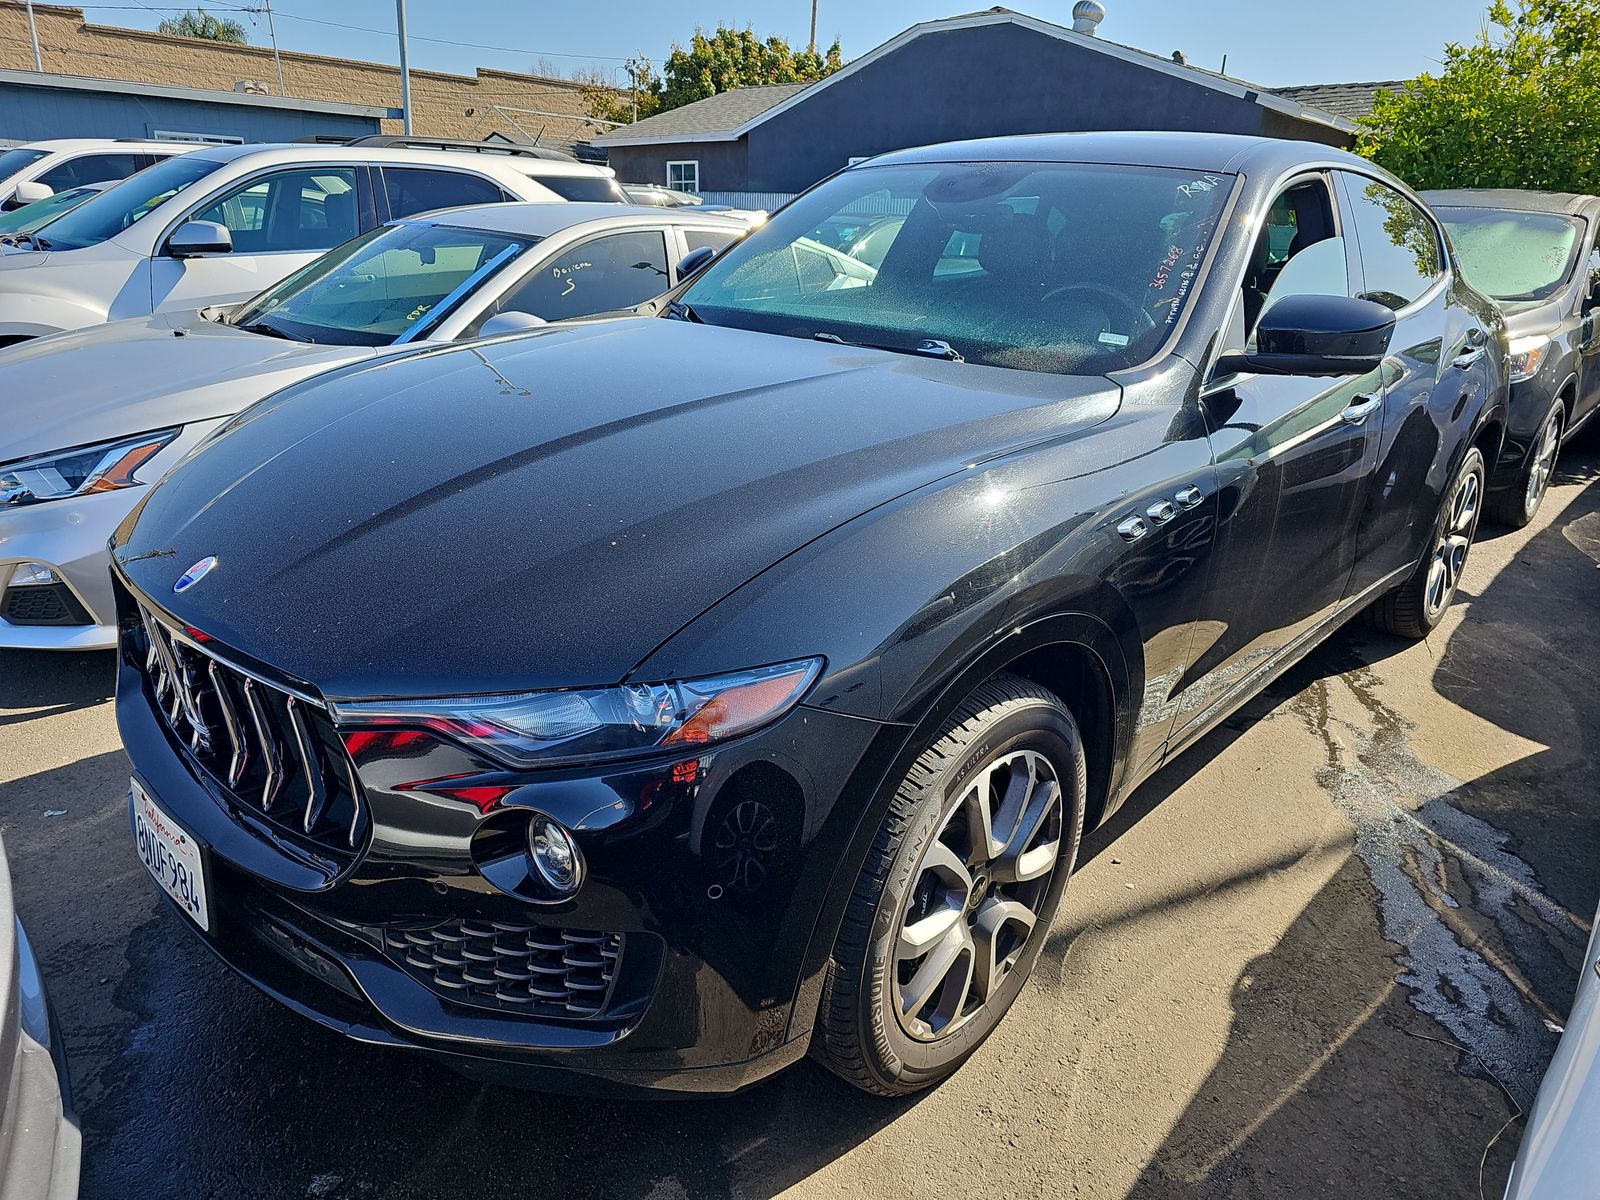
0,137 -> 624,342
0,138 -> 195,209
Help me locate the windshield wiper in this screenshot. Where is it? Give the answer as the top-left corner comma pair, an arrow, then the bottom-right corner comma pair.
664,298 -> 703,323
240,320 -> 310,343
812,332 -> 964,362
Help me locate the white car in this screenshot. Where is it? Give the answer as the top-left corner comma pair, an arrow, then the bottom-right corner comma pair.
1501,900 -> 1600,1198
0,137 -> 626,344
0,202 -> 748,650
0,137 -> 193,211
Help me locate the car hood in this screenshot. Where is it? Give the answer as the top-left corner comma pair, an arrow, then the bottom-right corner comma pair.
114,318 -> 1122,699
1499,297 -> 1569,340
0,310 -> 374,461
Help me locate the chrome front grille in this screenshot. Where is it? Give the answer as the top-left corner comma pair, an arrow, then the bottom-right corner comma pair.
134,605 -> 369,859
380,920 -> 624,1018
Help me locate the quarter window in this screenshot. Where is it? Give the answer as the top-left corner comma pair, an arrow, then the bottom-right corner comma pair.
382,168 -> 506,220
667,161 -> 699,194
492,229 -> 671,324
192,166 -> 360,253
681,228 -> 737,255
1339,174 -> 1444,310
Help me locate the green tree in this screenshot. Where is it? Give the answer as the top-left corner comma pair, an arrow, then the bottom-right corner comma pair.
585,26 -> 843,126
1358,0 -> 1600,191
158,8 -> 249,44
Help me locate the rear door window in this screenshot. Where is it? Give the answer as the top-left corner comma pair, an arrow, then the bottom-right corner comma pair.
381,167 -> 508,220
1338,174 -> 1444,310
36,152 -> 146,192
536,175 -> 628,203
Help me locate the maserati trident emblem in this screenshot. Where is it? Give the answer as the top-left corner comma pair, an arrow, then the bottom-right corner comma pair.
173,556 -> 219,594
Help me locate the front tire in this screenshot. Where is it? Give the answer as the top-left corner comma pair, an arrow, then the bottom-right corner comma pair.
815,673 -> 1086,1095
1487,401 -> 1562,529
1370,446 -> 1485,638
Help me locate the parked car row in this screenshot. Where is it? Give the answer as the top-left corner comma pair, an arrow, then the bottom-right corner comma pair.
1,125 -> 1596,1195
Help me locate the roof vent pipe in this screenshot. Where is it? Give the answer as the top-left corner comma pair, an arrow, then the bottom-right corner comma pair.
1172,50 -> 1188,65
1072,1 -> 1106,36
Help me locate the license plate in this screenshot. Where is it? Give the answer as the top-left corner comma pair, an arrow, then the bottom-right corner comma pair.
132,779 -> 209,932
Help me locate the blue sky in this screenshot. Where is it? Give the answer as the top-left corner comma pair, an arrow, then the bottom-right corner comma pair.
91,1 -> 1488,89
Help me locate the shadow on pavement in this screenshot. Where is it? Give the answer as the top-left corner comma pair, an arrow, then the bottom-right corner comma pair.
1104,453 -> 1600,1197
0,648 -> 115,718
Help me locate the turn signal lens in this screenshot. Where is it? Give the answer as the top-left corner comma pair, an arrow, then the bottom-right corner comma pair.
330,658 -> 823,770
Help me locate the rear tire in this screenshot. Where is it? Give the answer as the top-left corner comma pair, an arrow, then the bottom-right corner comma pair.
1370,446 -> 1485,638
1486,402 -> 1562,529
814,673 -> 1086,1095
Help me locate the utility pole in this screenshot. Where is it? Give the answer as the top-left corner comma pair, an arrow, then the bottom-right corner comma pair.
25,1 -> 41,72
263,0 -> 286,96
625,54 -> 650,124
395,0 -> 413,134
809,0 -> 818,55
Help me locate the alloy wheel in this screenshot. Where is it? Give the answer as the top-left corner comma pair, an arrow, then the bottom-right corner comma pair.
1524,410 -> 1562,518
1425,465 -> 1481,618
892,749 -> 1064,1042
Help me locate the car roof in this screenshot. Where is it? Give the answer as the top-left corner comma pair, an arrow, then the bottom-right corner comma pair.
12,138 -> 187,153
861,131 -> 1374,176
181,142 -> 611,177
405,201 -> 752,236
1421,189 -> 1600,217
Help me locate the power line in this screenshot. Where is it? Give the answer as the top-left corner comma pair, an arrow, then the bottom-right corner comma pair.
67,2 -> 630,61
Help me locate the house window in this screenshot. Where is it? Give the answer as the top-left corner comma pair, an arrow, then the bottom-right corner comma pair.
151,130 -> 245,145
667,160 -> 699,194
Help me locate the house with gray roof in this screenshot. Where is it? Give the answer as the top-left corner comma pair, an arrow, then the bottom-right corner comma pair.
593,6 -> 1362,205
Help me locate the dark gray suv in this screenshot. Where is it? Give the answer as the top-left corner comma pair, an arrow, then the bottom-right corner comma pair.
1428,189 -> 1600,526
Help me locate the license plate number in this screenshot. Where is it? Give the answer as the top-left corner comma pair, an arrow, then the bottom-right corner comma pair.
132,780 -> 209,931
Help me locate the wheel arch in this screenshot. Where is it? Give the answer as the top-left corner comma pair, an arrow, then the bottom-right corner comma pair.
787,609 -> 1134,1044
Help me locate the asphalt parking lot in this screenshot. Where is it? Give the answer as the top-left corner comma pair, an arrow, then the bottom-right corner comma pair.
1,449 -> 1596,1200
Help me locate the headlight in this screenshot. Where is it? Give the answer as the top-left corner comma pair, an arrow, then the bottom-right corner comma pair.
1507,334 -> 1551,384
0,428 -> 180,507
330,658 -> 824,769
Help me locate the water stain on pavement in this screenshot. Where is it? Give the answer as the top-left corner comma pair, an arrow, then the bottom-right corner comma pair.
1289,663 -> 1584,1104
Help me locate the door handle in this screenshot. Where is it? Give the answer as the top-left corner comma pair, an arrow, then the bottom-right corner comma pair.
1453,327 -> 1488,369
1341,393 -> 1383,423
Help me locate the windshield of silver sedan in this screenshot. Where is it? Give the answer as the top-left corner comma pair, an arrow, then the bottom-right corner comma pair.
230,222 -> 539,346
677,160 -> 1236,374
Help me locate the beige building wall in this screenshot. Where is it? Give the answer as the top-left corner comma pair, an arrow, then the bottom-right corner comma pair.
0,2 -> 615,148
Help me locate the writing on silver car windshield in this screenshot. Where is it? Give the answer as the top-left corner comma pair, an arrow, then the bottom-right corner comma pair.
679,160 -> 1237,375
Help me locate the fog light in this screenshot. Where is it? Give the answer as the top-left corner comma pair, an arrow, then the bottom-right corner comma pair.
527,815 -> 582,895
8,562 -> 58,587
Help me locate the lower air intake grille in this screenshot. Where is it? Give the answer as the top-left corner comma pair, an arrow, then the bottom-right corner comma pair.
130,603 -> 369,862
380,920 -> 623,1018
3,583 -> 90,626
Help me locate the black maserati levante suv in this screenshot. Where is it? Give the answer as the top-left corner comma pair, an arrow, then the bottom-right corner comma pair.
111,133 -> 1506,1097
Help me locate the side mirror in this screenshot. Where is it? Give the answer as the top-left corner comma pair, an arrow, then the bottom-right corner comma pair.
12,181 -> 52,206
166,220 -> 234,258
676,245 -> 717,279
1215,294 -> 1396,378
477,310 -> 547,338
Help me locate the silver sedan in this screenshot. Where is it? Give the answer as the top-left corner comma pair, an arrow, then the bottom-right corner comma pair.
0,203 -> 750,650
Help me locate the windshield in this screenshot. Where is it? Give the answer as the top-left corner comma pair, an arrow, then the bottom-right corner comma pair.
0,186 -> 97,235
678,160 -> 1236,375
229,221 -> 539,346
38,154 -> 222,250
1434,206 -> 1585,302
0,147 -> 47,188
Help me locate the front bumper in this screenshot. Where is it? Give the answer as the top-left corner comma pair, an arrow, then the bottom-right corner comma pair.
0,485 -> 134,649
115,587 -> 890,1094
